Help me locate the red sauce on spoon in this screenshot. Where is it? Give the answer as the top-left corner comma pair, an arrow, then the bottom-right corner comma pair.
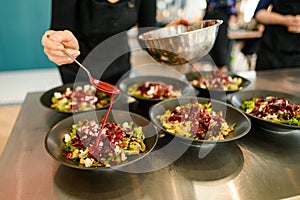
90,77 -> 121,95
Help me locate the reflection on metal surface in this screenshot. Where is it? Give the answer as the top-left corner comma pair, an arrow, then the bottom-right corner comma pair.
285,168 -> 300,194
259,126 -> 300,135
281,195 -> 300,200
227,181 -> 241,200
53,166 -> 145,199
1,68 -> 300,199
53,142 -> 244,199
171,143 -> 244,182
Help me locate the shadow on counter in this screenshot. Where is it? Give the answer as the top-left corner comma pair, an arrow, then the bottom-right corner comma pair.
53,140 -> 244,199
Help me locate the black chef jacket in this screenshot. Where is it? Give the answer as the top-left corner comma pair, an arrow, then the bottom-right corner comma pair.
256,0 -> 300,70
50,0 -> 157,84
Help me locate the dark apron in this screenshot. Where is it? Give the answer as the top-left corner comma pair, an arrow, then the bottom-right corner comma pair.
204,6 -> 231,67
256,0 -> 300,70
51,0 -> 137,84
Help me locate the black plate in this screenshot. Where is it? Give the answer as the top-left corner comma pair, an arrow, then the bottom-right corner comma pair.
185,71 -> 251,100
230,89 -> 300,133
149,97 -> 251,146
118,76 -> 196,106
40,82 -> 119,114
45,110 -> 159,171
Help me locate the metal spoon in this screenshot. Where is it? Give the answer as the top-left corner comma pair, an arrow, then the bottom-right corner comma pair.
62,49 -> 120,95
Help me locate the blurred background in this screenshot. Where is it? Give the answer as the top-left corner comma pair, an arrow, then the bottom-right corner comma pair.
0,0 -> 260,156
0,0 -> 260,105
156,0 -> 260,25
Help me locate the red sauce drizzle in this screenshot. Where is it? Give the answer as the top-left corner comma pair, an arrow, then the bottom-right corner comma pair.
86,76 -> 122,161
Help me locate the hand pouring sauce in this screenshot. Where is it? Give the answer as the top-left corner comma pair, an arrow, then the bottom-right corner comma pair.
61,48 -> 121,160
47,34 -> 121,162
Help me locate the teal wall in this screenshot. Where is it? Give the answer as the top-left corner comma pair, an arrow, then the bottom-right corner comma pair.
0,0 -> 55,71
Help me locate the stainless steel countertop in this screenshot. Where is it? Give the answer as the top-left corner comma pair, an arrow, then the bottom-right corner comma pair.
0,68 -> 300,200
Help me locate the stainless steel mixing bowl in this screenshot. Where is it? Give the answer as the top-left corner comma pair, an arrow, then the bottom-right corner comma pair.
139,19 -> 223,66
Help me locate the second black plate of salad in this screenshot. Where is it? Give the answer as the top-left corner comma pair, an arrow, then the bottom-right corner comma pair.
118,75 -> 195,106
149,97 -> 251,146
185,71 -> 251,101
40,82 -> 119,114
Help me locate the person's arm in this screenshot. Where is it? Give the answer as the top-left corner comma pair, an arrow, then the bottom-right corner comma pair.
254,0 -> 300,33
255,10 -> 276,24
256,9 -> 300,26
164,18 -> 190,27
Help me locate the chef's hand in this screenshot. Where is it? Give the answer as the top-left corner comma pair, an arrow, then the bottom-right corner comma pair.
41,30 -> 80,66
285,15 -> 300,33
165,18 -> 190,27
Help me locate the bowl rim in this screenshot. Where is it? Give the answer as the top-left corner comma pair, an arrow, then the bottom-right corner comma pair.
138,19 -> 223,41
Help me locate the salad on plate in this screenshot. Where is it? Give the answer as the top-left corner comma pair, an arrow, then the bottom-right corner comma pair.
50,84 -> 111,112
240,96 -> 300,126
157,101 -> 236,141
190,71 -> 243,91
63,119 -> 147,168
127,81 -> 182,100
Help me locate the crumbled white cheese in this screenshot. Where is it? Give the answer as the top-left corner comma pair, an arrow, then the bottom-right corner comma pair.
263,113 -> 278,120
82,135 -> 87,139
90,85 -> 96,91
121,152 -> 127,161
65,87 -> 72,96
79,149 -> 88,159
90,120 -> 96,127
64,134 -> 71,143
85,95 -> 97,103
54,92 -> 62,99
83,84 -> 90,92
79,125 -> 87,132
101,128 -> 107,135
258,104 -> 266,112
84,158 -> 94,167
90,97 -> 98,104
75,86 -> 83,91
122,122 -> 129,129
146,86 -> 155,95
114,146 -> 121,153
